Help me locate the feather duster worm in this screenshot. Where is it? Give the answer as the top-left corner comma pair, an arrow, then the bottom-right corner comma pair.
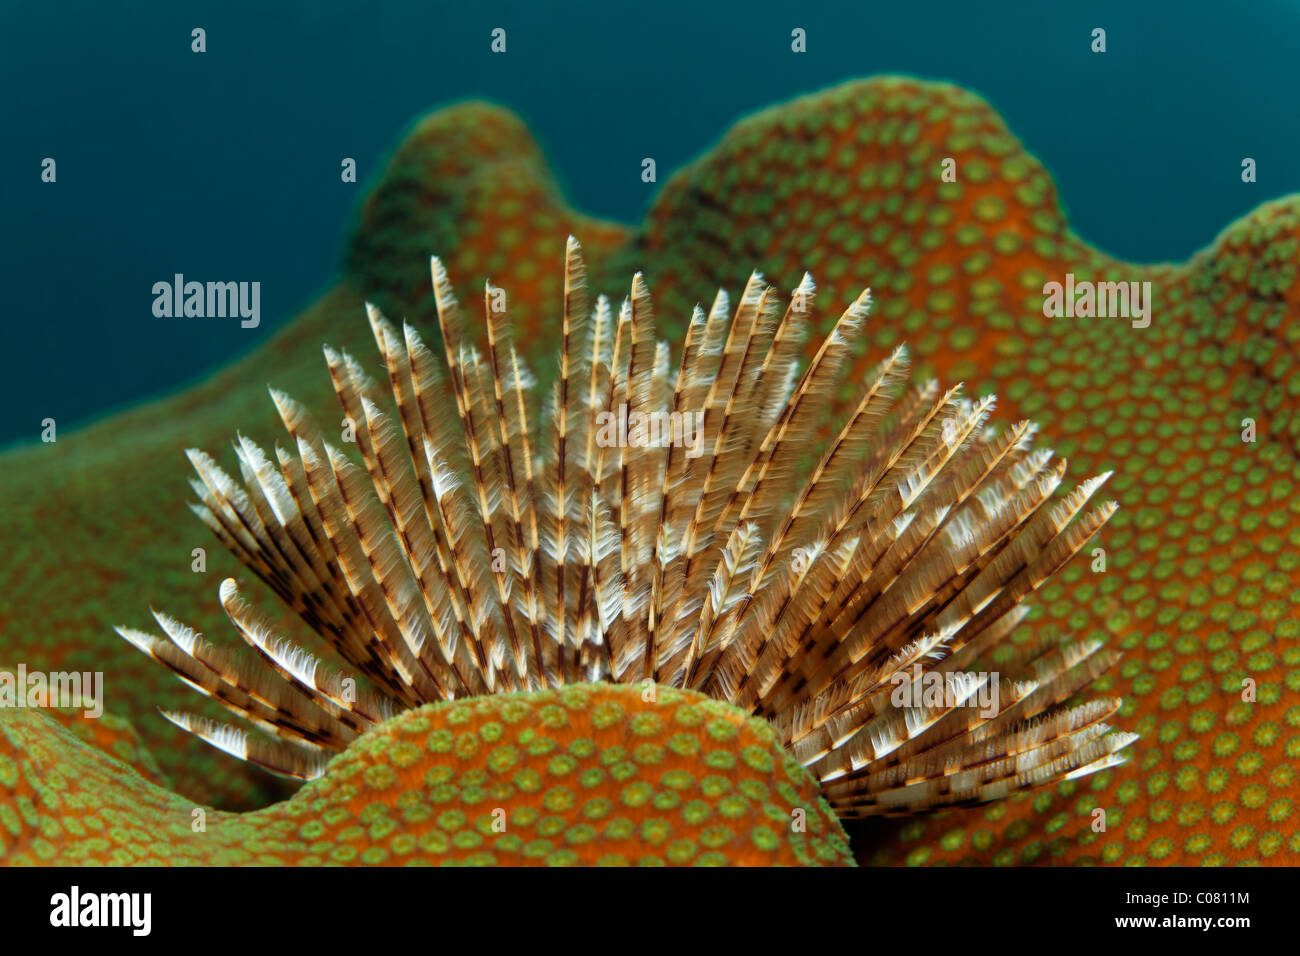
118,237 -> 1134,818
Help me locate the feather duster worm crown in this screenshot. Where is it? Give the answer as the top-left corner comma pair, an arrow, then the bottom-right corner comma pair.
118,237 -> 1134,817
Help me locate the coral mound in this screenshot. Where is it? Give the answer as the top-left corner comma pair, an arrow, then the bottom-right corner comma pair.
0,684 -> 852,866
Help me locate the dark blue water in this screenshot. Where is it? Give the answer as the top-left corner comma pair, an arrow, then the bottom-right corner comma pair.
4,0 -> 1298,447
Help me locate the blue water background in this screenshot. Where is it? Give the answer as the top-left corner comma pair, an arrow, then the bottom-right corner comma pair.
3,0 -> 1298,446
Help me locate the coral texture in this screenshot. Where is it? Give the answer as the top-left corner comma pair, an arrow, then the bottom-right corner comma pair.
0,685 -> 852,866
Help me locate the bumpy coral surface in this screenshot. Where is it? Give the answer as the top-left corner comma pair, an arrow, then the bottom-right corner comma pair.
0,685 -> 851,866
2,76 -> 1298,865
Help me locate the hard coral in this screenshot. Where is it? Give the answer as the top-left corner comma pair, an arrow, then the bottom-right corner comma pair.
0,685 -> 852,866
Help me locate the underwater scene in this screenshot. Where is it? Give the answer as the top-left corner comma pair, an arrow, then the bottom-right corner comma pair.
2,0 -> 1299,899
